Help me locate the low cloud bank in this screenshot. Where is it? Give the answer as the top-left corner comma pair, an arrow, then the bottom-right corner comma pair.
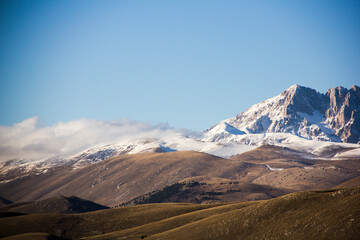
0,117 -> 198,162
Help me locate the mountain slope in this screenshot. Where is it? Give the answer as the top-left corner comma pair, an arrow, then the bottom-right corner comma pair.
204,85 -> 360,144
0,151 -> 248,206
1,147 -> 359,207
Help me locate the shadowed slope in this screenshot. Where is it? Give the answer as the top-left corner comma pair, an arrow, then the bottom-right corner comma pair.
0,232 -> 61,240
0,203 -> 221,239
0,196 -> 13,207
0,195 -> 109,214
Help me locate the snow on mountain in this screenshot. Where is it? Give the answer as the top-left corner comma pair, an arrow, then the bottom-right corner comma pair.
0,133 -> 256,177
1,85 -> 359,181
59,135 -> 257,169
204,84 -> 360,144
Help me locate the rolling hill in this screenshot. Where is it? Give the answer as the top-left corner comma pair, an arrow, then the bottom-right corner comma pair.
0,186 -> 358,240
0,147 -> 359,207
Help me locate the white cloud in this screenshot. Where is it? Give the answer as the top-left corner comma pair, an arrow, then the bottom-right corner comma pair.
0,116 -> 197,162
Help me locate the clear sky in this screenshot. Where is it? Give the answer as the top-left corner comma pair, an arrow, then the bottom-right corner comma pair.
1,0 -> 359,131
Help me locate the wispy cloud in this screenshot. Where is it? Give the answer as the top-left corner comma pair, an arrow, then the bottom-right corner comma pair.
0,117 -> 197,162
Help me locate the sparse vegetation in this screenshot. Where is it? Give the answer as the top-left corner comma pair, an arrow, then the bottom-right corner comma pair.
0,147 -> 359,239
0,203 -> 217,239
0,186 -> 359,240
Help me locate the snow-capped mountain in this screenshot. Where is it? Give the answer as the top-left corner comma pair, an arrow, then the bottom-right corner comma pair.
204,85 -> 360,144
1,84 -> 360,181
0,135 -> 256,178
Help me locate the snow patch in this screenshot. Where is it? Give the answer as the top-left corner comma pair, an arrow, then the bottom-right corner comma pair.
265,165 -> 284,171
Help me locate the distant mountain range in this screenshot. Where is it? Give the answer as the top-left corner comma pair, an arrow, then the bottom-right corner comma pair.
0,84 -> 359,208
1,85 -> 359,180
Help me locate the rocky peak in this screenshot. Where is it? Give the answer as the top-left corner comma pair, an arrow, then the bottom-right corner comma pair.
281,85 -> 327,116
326,86 -> 348,115
204,85 -> 360,144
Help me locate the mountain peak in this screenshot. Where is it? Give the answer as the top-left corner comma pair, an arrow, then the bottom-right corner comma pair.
285,84 -> 314,92
204,85 -> 360,143
288,84 -> 300,89
287,84 -> 305,90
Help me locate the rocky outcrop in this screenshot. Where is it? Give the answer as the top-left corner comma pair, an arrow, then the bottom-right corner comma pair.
282,84 -> 327,117
325,85 -> 360,143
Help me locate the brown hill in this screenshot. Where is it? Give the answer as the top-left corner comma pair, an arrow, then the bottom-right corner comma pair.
231,145 -> 360,190
0,202 -> 219,239
1,149 -> 359,207
0,195 -> 109,214
0,151 -> 241,206
143,186 -> 360,240
0,187 -> 358,240
121,177 -> 291,206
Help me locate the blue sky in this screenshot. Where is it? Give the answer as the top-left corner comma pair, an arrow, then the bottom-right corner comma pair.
1,0 -> 359,131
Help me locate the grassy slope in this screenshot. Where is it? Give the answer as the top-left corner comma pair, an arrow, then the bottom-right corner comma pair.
0,187 -> 359,240
0,203 -> 220,239
83,201 -> 257,240
148,187 -> 360,240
